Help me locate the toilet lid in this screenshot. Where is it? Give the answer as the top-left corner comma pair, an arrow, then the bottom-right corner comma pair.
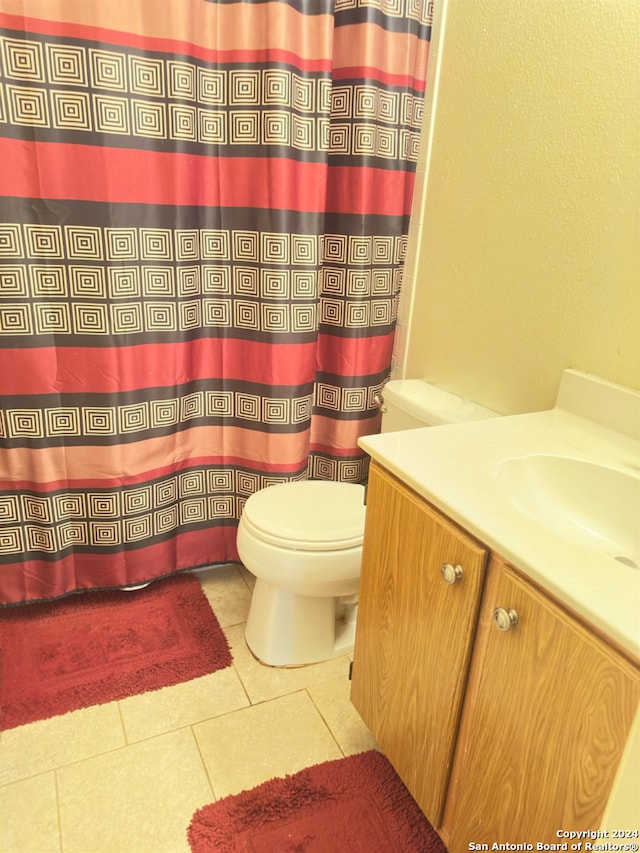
241,481 -> 366,551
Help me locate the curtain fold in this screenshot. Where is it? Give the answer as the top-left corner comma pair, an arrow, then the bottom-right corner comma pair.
0,0 -> 432,605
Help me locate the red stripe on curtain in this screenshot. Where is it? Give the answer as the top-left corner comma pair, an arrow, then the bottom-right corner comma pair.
326,166 -> 417,216
0,9 -> 334,66
0,141 -> 329,211
0,340 -> 319,395
0,140 -> 418,217
315,332 -> 397,377
1,452 -> 309,492
332,26 -> 429,83
1,428 -> 314,484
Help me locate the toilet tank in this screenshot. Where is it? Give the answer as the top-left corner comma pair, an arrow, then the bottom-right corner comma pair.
381,379 -> 498,433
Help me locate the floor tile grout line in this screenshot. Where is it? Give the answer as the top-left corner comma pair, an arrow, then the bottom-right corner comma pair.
116,698 -> 130,746
230,660 -> 253,707
13,712 -> 252,787
3,668 -> 294,788
3,738 -> 134,787
190,687 -> 311,725
1,668 -> 250,785
189,725 -> 220,805
1,670 -> 247,786
99,689 -> 313,754
54,767 -> 64,853
188,724 -> 218,806
1,660 -> 353,789
304,686 -> 349,759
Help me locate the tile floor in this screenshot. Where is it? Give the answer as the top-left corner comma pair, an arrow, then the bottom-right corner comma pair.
0,564 -> 379,852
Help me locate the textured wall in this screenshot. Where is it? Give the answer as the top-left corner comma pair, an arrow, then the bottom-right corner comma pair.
401,0 -> 640,414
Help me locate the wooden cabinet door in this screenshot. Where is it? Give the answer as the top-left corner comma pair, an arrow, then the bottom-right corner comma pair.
350,463 -> 488,826
446,559 -> 640,851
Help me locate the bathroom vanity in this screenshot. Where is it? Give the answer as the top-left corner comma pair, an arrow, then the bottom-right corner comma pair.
351,371 -> 640,849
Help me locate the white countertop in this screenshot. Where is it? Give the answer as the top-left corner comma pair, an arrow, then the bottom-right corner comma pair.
360,389 -> 640,659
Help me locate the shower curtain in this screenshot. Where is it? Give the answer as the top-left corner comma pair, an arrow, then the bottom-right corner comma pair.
0,0 -> 431,605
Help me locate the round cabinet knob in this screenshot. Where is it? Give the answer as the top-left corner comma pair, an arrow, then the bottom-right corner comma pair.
441,563 -> 464,584
493,607 -> 519,632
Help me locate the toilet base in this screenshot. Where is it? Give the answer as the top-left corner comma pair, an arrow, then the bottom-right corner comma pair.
245,578 -> 357,667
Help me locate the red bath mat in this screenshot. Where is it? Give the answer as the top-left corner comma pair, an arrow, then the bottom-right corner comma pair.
0,572 -> 232,730
188,749 -> 447,852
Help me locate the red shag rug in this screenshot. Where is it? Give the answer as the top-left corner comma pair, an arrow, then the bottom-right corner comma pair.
0,572 -> 232,730
188,750 -> 447,853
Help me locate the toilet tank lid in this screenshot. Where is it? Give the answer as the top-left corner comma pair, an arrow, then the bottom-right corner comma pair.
383,379 -> 499,425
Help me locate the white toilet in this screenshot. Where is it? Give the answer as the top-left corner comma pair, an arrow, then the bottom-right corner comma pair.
237,379 -> 498,666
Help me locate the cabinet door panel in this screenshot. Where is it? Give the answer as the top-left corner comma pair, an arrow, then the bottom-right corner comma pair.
350,463 -> 487,825
448,563 -> 640,851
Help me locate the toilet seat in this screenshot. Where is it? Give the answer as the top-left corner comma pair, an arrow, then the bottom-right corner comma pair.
241,481 -> 365,551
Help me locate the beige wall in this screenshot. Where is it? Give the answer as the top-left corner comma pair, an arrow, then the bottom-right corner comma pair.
397,0 -> 640,414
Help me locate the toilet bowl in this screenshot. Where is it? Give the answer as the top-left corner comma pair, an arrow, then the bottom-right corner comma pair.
237,380 -> 499,667
237,480 -> 366,666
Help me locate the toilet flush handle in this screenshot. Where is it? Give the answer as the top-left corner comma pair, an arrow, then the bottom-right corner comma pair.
373,392 -> 387,414
441,563 -> 464,585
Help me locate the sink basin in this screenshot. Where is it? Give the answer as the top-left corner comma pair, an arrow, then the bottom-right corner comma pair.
497,455 -> 640,567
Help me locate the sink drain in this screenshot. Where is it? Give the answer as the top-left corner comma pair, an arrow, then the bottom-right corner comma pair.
613,555 -> 638,569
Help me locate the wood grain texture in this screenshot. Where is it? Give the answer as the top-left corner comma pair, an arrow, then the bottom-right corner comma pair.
446,557 -> 640,851
350,463 -> 488,826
